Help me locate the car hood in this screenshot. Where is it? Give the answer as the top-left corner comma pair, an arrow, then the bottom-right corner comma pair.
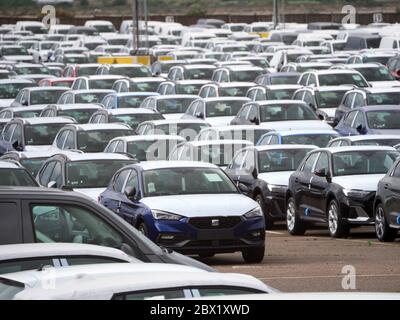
259,120 -> 332,131
24,145 -> 57,152
368,80 -> 400,88
140,194 -> 257,217
332,174 -> 385,191
73,188 -> 106,201
258,171 -> 294,187
3,55 -> 33,62
0,99 -> 14,109
207,116 -> 235,127
163,113 -> 185,120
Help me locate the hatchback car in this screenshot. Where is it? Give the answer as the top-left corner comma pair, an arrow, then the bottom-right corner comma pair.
100,161 -> 265,262
286,146 -> 399,237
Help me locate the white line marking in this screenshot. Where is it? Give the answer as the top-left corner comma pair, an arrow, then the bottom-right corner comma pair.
258,274 -> 400,281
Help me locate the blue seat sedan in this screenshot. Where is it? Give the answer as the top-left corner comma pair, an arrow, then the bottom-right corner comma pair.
99,161 -> 266,263
335,105 -> 400,136
101,92 -> 159,109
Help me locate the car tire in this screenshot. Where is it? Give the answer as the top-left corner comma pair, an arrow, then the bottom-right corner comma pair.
286,197 -> 306,235
328,199 -> 350,238
242,246 -> 265,263
138,222 -> 149,238
375,203 -> 397,242
255,193 -> 274,230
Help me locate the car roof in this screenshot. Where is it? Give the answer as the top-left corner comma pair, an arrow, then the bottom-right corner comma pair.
142,119 -> 208,125
106,108 -> 157,115
267,129 -> 338,136
355,87 -> 400,94
13,117 -> 75,125
129,77 -> 165,82
265,84 -> 302,90
50,152 -> 133,162
318,146 -> 397,154
187,140 -> 253,147
254,144 -> 318,152
0,243 -> 138,263
152,94 -> 199,100
0,160 -> 21,169
51,104 -> 103,110
216,82 -> 255,87
255,100 -> 306,106
69,89 -> 115,94
65,123 -> 132,131
358,105 -> 400,112
113,92 -> 159,97
332,135 -> 400,142
202,125 -> 272,132
111,134 -> 185,142
307,69 -> 362,75
201,97 -> 251,103
224,65 -> 264,71
23,86 -> 70,92
134,160 -> 219,171
80,75 -> 124,80
0,79 -> 33,84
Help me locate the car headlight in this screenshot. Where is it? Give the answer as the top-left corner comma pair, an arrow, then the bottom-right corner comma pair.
267,184 -> 287,193
244,206 -> 263,219
151,209 -> 183,221
343,189 -> 372,199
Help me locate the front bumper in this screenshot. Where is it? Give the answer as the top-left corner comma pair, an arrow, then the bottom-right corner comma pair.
264,190 -> 287,220
340,193 -> 376,226
146,215 -> 265,254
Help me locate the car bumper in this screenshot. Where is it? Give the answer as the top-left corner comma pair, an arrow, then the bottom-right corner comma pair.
340,193 -> 375,226
146,216 -> 265,254
264,191 -> 287,220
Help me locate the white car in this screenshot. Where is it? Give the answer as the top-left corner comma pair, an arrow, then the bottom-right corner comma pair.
0,243 -> 139,275
1,263 -> 276,300
328,135 -> 400,148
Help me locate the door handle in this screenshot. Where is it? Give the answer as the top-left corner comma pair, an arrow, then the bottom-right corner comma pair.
384,183 -> 389,190
295,178 -> 299,183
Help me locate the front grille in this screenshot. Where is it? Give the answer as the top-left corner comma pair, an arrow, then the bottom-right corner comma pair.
189,216 -> 242,229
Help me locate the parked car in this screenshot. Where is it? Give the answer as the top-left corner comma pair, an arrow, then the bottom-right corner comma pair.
100,161 -> 265,262
0,160 -> 38,187
328,135 -> 400,148
11,86 -> 69,108
58,89 -> 114,105
101,92 -> 159,109
286,146 -> 399,237
297,70 -> 369,87
157,80 -> 210,95
255,72 -> 301,86
0,106 -> 47,119
71,75 -> 124,91
0,79 -> 35,110
247,85 -> 301,102
199,82 -> 254,98
112,77 -> 165,93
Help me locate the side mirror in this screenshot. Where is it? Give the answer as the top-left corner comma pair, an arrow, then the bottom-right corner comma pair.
21,100 -> 28,106
238,183 -> 249,194
125,186 -> 138,200
195,112 -> 204,119
250,117 -> 260,125
356,124 -> 366,134
47,181 -> 57,188
314,168 -> 332,182
252,168 -> 258,179
318,114 -> 324,121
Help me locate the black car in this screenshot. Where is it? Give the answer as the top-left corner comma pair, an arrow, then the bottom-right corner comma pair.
286,146 -> 399,238
0,187 -> 213,272
374,158 -> 400,242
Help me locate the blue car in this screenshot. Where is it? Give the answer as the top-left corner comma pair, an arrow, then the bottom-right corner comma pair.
101,92 -> 159,109
100,161 -> 266,263
335,105 -> 400,136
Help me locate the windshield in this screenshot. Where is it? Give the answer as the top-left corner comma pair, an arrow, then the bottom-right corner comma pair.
119,95 -> 152,108
76,66 -> 98,77
248,59 -> 269,68
367,111 -> 400,130
88,79 -> 117,90
363,56 -> 391,64
110,113 -> 163,129
15,110 -> 41,118
260,104 -> 318,122
20,158 -> 46,177
157,98 -> 194,114
110,66 -> 151,78
195,143 -> 250,166
282,134 -> 337,147
30,90 -> 66,105
176,83 -> 203,95
40,43 -> 54,50
2,47 -> 28,55
0,83 -> 34,99
0,279 -> 24,300
26,26 -> 47,34
270,75 -> 299,85
206,100 -> 245,117
94,25 -> 116,33
333,150 -> 399,176
258,149 -> 313,173
230,70 -> 264,82
130,81 -> 162,92
24,123 -> 66,145
318,73 -> 369,87
267,89 -> 296,100
219,86 -> 250,97
64,56 -> 89,64
127,139 -> 181,161
77,129 -> 132,152
156,123 -> 209,137
59,109 -> 98,123
66,160 -> 134,188
355,67 -> 393,82
52,80 -> 72,88
316,91 -> 347,108
143,168 -> 237,197
184,68 -> 214,80
15,66 -> 50,75
367,92 -> 400,105
0,168 -> 37,186
75,92 -> 110,103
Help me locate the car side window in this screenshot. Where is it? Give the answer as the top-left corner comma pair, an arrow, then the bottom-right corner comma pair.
237,105 -> 249,119
241,150 -> 255,174
39,161 -> 56,186
220,71 -> 229,82
105,141 -> 117,153
302,152 -> 319,172
113,170 -> 130,192
56,130 -> 68,149
11,124 -> 22,145
247,89 -> 256,101
344,111 -> 357,126
293,91 -> 304,101
269,135 -> 279,144
65,94 -> 74,104
115,141 -> 125,153
113,289 -> 186,300
353,93 -> 365,108
247,104 -> 258,120
314,152 -> 329,173
303,92 -> 314,107
392,163 -> 400,178
49,161 -> 62,187
165,84 -> 174,95
352,111 -> 365,129
298,74 -> 309,86
343,93 -> 355,108
229,150 -> 247,170
329,140 -> 341,147
255,89 -> 265,101
124,170 -> 138,194
30,204 -> 123,248
307,74 -> 317,86
64,131 -> 75,150
2,124 -> 15,142
208,87 -> 217,97
258,134 -> 271,145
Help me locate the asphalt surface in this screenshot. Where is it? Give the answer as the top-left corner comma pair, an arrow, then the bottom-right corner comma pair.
196,225 -> 400,293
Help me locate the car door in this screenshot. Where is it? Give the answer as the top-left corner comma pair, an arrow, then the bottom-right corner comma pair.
118,169 -> 146,227
0,201 -> 22,245
384,162 -> 400,222
308,151 -> 331,220
294,152 -> 320,217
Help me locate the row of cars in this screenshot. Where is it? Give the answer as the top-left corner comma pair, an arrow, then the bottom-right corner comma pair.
0,18 -> 400,299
